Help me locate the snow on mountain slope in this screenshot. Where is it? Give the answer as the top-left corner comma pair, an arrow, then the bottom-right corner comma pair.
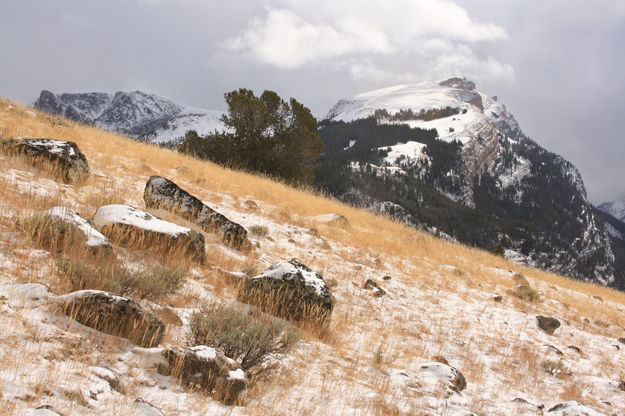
34,90 -> 225,142
327,78 -> 522,145
599,194 -> 625,223
321,78 -> 618,286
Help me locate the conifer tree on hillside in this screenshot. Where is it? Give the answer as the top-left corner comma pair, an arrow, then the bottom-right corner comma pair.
180,88 -> 322,185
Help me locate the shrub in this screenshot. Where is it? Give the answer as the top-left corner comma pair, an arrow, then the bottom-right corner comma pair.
58,257 -> 186,301
540,359 -> 571,377
190,304 -> 301,371
248,224 -> 269,237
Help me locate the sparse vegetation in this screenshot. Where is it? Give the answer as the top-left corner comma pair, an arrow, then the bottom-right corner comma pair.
58,257 -> 186,301
249,224 -> 269,237
190,304 -> 301,372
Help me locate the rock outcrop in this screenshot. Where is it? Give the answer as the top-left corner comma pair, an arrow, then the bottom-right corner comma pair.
143,176 -> 251,251
162,345 -> 248,404
419,361 -> 467,392
41,206 -> 112,256
536,316 -> 561,335
0,138 -> 89,184
93,204 -> 205,263
57,290 -> 165,347
237,259 -> 334,328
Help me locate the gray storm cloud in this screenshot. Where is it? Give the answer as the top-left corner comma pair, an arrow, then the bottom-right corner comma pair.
0,0 -> 623,202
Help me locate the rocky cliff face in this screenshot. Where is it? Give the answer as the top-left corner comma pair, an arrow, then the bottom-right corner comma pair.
33,90 -> 224,142
319,78 -> 618,286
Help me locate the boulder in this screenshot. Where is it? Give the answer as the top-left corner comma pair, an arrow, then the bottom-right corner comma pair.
41,206 -> 112,256
313,213 -> 350,228
93,204 -> 205,263
162,345 -> 248,404
144,176 -> 251,251
537,316 -> 561,335
547,401 -> 605,415
0,138 -> 89,184
57,290 -> 165,347
419,361 -> 467,392
237,259 -> 334,328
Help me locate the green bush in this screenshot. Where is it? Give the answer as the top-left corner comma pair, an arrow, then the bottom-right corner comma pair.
190,304 -> 301,371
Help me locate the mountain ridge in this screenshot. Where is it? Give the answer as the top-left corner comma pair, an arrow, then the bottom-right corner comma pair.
33,90 -> 225,142
317,77 -> 620,287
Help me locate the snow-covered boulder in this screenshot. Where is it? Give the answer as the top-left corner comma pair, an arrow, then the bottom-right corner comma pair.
143,176 -> 251,251
24,406 -> 64,416
57,290 -> 165,347
42,206 -> 112,255
536,316 -> 561,335
547,401 -> 605,415
0,138 -> 89,184
237,259 -> 334,328
162,345 -> 248,404
419,361 -> 467,392
313,213 -> 350,228
93,204 -> 205,263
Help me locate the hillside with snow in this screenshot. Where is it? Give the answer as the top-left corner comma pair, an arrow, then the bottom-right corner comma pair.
34,90 -> 225,142
318,78 -> 620,287
1,98 -> 625,416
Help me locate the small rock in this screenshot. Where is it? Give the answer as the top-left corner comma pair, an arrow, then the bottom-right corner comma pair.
56,290 -> 165,347
382,275 -> 392,281
0,138 -> 89,184
567,346 -> 582,354
162,345 -> 248,404
547,401 -> 604,415
364,279 -> 387,297
133,398 -> 164,416
431,355 -> 449,365
237,259 -> 334,328
243,199 -> 259,210
419,362 -> 467,392
313,213 -> 350,228
618,337 -> 625,345
493,294 -> 503,302
90,366 -> 122,393
536,316 -> 561,335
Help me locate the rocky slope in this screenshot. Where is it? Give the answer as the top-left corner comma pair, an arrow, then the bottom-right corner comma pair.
318,78 -> 619,287
1,100 -> 625,415
33,90 -> 224,142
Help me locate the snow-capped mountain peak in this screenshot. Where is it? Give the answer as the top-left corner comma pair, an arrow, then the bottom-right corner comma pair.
598,194 -> 625,222
34,90 -> 224,142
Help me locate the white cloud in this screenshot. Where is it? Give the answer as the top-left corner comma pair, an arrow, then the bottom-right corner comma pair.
223,0 -> 512,84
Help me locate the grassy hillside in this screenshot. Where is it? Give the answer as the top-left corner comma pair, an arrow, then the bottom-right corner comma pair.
1,98 -> 624,415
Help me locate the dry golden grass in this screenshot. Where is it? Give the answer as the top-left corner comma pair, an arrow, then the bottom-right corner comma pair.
2,98 -> 625,414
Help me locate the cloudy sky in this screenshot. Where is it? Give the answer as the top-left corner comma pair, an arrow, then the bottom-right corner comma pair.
1,0 -> 624,202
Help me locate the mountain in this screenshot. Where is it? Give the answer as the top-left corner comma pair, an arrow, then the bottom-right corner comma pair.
33,90 -> 225,142
317,78 -> 620,287
598,194 -> 625,223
